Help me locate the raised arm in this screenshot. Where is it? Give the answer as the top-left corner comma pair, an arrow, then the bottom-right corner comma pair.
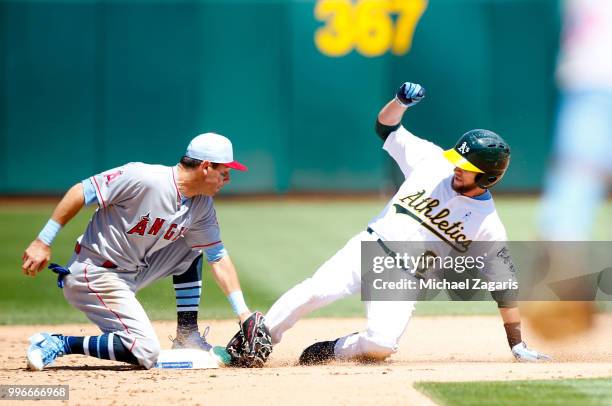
376,82 -> 425,140
22,182 -> 85,276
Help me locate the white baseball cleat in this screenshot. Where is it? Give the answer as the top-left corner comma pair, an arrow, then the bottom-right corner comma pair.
26,333 -> 66,371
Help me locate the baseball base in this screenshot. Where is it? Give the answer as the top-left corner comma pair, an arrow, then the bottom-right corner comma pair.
154,346 -> 231,369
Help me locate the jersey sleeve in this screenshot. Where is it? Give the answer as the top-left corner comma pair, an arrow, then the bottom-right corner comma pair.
383,125 -> 445,178
88,164 -> 141,208
481,241 -> 518,283
473,220 -> 518,294
183,200 -> 223,251
81,178 -> 98,206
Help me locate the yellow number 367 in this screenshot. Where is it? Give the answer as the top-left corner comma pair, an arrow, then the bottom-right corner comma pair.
314,0 -> 428,57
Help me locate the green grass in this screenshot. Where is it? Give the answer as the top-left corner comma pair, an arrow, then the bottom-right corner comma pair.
415,378 -> 612,406
1,197 -> 611,324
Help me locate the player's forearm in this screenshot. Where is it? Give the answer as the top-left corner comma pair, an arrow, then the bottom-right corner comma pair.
210,256 -> 251,321
49,183 -> 86,226
23,184 -> 84,275
34,183 -> 84,247
209,256 -> 242,295
378,99 -> 408,126
501,306 -> 550,360
499,306 -> 521,324
499,306 -> 522,349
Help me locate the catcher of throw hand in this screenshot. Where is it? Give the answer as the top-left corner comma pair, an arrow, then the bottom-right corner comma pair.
226,311 -> 272,367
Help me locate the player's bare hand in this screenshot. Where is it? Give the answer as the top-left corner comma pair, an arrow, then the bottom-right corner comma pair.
22,239 -> 51,276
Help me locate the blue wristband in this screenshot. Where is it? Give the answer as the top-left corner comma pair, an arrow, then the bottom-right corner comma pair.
37,219 -> 62,246
227,290 -> 249,316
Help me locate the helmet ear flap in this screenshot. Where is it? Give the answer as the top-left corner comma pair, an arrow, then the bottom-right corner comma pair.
484,175 -> 498,187
475,173 -> 498,189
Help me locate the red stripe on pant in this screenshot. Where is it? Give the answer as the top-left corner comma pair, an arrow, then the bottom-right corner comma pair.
83,265 -> 138,352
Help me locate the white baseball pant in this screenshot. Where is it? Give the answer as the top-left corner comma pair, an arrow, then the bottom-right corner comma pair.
265,231 -> 416,360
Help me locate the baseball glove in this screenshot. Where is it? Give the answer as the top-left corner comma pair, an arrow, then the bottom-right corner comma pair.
226,311 -> 272,368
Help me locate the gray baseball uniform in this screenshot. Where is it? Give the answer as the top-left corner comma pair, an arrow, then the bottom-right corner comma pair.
62,162 -> 221,368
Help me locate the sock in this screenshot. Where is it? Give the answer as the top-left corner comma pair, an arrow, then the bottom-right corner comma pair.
173,255 -> 203,333
60,333 -> 138,365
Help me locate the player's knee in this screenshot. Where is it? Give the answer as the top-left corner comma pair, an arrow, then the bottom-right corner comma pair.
62,282 -> 87,312
291,278 -> 317,303
359,334 -> 397,361
300,277 -> 332,304
268,325 -> 282,345
133,336 -> 161,369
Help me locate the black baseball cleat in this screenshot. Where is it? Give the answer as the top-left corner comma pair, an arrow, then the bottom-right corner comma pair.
299,338 -> 339,365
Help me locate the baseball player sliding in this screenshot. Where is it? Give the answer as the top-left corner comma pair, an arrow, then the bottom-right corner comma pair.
261,82 -> 550,365
21,132 -> 261,370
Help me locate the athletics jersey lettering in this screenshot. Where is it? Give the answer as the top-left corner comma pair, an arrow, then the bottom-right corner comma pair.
396,189 -> 471,252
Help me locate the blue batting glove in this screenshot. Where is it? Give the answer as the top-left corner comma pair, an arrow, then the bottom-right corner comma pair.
395,82 -> 426,107
511,342 -> 551,362
48,263 -> 71,289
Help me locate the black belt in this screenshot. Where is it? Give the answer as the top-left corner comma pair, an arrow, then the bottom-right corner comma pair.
367,227 -> 428,280
367,227 -> 396,257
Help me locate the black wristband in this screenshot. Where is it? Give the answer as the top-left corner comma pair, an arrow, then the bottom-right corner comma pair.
375,119 -> 400,141
503,322 -> 522,348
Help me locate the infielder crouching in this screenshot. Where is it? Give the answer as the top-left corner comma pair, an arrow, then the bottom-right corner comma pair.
22,133 -> 254,370
263,82 -> 550,365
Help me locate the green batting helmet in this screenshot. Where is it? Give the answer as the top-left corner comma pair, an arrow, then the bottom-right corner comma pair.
442,129 -> 510,189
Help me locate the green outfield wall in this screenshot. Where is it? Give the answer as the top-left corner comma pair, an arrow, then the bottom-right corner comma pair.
0,0 -> 560,194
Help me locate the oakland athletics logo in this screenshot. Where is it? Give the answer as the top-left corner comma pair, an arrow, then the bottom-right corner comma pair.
458,142 -> 470,154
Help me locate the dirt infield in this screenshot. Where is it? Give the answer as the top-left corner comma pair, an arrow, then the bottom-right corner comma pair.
1,316 -> 611,405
